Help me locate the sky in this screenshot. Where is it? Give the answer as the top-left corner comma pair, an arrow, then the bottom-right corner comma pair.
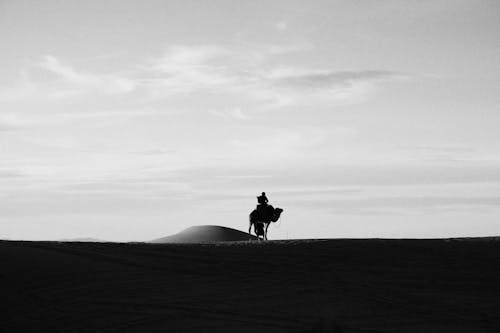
1,0 -> 500,241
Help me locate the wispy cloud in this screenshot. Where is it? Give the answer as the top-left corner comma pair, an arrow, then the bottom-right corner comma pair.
275,21 -> 288,32
266,69 -> 406,89
0,170 -> 24,179
0,122 -> 18,131
209,107 -> 248,120
140,45 -> 408,108
227,128 -> 327,165
142,45 -> 236,95
0,55 -> 136,104
293,195 -> 500,216
38,55 -> 136,95
0,44 -> 410,127
252,68 -> 407,107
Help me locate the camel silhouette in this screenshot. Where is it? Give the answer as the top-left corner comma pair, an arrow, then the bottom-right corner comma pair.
248,205 -> 283,240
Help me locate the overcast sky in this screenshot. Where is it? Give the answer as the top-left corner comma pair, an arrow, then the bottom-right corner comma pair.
1,0 -> 500,241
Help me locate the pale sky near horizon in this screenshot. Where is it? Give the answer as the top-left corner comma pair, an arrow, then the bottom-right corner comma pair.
1,0 -> 500,241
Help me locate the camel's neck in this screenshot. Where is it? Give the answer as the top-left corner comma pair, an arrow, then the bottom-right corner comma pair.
272,210 -> 282,222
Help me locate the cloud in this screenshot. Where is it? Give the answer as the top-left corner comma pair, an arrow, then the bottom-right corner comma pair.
0,113 -> 28,131
0,123 -> 18,131
38,55 -> 136,95
0,55 -> 137,107
0,44 -> 410,124
137,44 -> 407,109
292,195 -> 500,216
152,45 -> 229,72
210,107 -> 248,120
267,69 -> 405,89
253,68 -> 407,106
0,170 -> 24,179
275,21 -> 288,32
397,145 -> 480,163
59,178 -> 191,197
138,45 -> 237,97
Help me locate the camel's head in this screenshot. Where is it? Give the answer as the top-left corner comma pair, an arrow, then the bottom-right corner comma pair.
272,207 -> 283,222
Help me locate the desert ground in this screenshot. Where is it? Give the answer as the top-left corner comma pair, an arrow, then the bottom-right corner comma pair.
2,232 -> 500,332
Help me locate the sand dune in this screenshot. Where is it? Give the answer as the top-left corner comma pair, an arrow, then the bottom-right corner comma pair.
1,238 -> 500,332
57,237 -> 109,243
150,225 -> 258,243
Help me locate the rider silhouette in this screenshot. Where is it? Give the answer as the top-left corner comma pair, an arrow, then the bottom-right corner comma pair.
257,192 -> 269,205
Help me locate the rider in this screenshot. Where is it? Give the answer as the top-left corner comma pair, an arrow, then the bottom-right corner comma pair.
257,192 -> 269,206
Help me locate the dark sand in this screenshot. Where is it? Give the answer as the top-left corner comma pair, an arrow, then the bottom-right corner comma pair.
1,238 -> 500,332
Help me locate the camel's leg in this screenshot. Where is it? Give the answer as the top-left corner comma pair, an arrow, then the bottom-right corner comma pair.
248,221 -> 253,239
265,223 -> 269,240
256,222 -> 265,240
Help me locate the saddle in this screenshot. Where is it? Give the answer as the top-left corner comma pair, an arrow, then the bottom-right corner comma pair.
255,204 -> 274,220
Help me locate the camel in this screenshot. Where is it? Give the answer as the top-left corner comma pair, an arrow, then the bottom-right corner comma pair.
248,205 -> 283,240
